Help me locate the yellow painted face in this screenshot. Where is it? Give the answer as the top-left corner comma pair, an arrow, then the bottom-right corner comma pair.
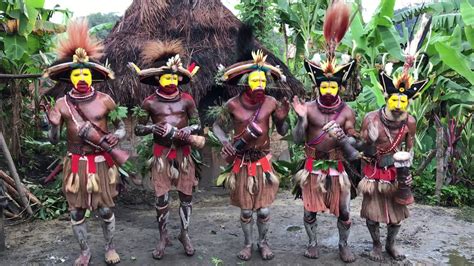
70,68 -> 92,88
319,81 -> 339,96
158,73 -> 179,87
248,71 -> 267,91
387,94 -> 409,112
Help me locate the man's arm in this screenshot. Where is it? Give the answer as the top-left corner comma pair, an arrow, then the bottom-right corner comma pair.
291,96 -> 308,145
177,95 -> 202,139
104,95 -> 125,146
344,108 -> 359,138
48,99 -> 63,145
405,116 -> 417,153
272,98 -> 290,136
212,101 -> 235,157
134,100 -> 153,136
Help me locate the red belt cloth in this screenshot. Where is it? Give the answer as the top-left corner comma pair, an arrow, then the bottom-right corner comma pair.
153,144 -> 191,159
304,157 -> 344,173
363,164 -> 396,182
232,156 -> 272,176
70,152 -> 115,174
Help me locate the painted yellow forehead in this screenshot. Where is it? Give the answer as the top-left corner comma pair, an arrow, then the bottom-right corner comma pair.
248,70 -> 267,91
158,73 -> 179,87
70,68 -> 92,87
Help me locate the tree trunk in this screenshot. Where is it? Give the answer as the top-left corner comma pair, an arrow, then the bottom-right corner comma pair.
0,204 -> 4,251
435,124 -> 445,200
10,81 -> 22,160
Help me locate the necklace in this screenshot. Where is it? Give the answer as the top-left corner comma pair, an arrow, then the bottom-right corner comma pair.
155,89 -> 180,102
67,87 -> 96,103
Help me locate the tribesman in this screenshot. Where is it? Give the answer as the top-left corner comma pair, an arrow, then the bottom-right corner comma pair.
45,20 -> 127,265
130,40 -> 204,259
291,0 -> 359,262
358,15 -> 432,262
213,26 -> 290,261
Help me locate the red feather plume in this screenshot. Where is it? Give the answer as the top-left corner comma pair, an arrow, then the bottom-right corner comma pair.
323,0 -> 350,60
56,19 -> 104,61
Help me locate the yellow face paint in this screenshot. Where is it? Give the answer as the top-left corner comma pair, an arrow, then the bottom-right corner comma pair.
248,71 -> 267,91
387,94 -> 409,112
158,73 -> 179,87
70,68 -> 92,88
319,81 -> 339,96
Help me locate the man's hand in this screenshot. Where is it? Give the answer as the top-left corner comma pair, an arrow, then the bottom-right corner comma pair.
105,134 -> 119,147
275,97 -> 290,120
292,96 -> 307,118
324,121 -> 346,140
405,175 -> 413,187
153,123 -> 171,137
221,141 -> 236,158
176,127 -> 191,140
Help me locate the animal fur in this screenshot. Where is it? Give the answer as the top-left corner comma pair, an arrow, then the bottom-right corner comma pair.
141,40 -> 184,65
57,19 -> 104,60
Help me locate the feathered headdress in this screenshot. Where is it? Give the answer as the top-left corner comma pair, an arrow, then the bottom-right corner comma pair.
218,24 -> 286,85
128,40 -> 198,85
379,14 -> 432,99
43,19 -> 114,82
304,0 -> 356,86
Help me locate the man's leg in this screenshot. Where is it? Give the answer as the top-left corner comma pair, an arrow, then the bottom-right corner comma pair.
303,209 -> 319,259
98,207 -> 120,264
71,208 -> 91,266
178,192 -> 195,256
366,219 -> 383,261
238,209 -> 253,261
152,192 -> 171,260
337,184 -> 355,263
386,223 -> 405,260
256,207 -> 274,260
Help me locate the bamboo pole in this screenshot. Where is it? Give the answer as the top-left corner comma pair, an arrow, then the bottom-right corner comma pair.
0,132 -> 33,215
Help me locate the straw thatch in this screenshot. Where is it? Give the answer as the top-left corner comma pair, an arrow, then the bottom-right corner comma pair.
98,0 -> 304,110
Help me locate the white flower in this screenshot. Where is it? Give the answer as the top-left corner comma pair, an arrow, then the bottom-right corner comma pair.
311,53 -> 321,65
341,54 -> 351,64
385,62 -> 393,76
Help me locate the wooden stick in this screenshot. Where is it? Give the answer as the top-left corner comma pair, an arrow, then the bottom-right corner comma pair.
0,73 -> 42,79
0,132 -> 33,215
0,171 -> 41,205
4,192 -> 21,210
0,205 -> 5,251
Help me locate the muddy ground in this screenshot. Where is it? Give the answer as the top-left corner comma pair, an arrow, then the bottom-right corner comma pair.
0,188 -> 473,266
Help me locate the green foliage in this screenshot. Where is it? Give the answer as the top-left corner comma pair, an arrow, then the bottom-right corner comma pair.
87,12 -> 120,40
131,105 -> 148,118
108,105 -> 128,122
27,178 -> 68,220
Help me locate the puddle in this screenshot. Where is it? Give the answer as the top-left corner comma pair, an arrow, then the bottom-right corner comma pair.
286,225 -> 302,232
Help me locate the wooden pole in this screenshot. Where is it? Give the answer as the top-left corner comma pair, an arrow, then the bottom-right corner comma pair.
435,124 -> 445,201
0,73 -> 42,79
0,132 -> 33,215
0,204 -> 4,251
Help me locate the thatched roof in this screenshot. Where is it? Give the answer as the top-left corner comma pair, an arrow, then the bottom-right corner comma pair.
96,0 -> 304,109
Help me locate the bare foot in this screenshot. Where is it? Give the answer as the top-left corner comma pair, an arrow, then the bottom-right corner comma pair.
339,245 -> 356,263
74,249 -> 91,266
237,245 -> 252,261
386,244 -> 406,261
304,245 -> 319,259
152,237 -> 170,260
105,249 -> 120,265
368,242 -> 383,262
178,232 -> 195,256
258,242 -> 274,260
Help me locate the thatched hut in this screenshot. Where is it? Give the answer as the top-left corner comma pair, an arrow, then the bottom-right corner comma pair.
99,0 -> 304,123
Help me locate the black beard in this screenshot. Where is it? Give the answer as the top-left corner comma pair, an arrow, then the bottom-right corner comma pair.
319,94 -> 338,106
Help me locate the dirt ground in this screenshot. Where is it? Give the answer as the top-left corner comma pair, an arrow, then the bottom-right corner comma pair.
0,188 -> 473,266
